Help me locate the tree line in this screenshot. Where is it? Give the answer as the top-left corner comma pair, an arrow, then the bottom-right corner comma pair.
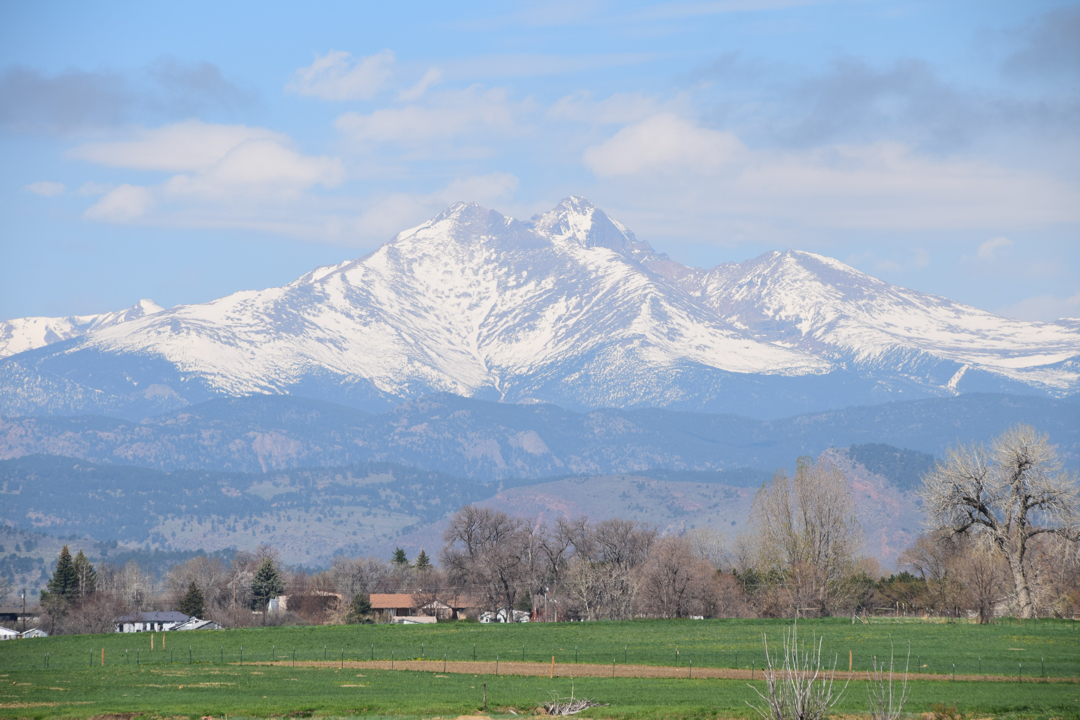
16,424 -> 1079,634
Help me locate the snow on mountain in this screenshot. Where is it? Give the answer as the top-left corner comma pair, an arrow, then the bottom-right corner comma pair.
1,197 -> 1078,420
645,250 -> 1080,395
78,200 -> 825,407
0,299 -> 163,359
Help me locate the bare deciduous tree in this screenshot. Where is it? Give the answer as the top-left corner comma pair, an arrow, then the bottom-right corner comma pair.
750,457 -> 862,616
897,531 -> 964,615
637,535 -> 719,618
330,556 -> 390,601
442,505 -> 532,615
956,536 -> 1009,624
921,424 -> 1079,618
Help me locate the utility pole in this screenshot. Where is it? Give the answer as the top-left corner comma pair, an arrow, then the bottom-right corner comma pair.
20,589 -> 26,632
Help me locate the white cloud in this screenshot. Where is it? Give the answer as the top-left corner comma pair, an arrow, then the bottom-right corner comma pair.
335,86 -> 525,146
978,236 -> 1013,259
1000,291 -> 1080,322
25,181 -> 65,196
583,114 -> 746,176
84,184 -> 155,222
77,182 -> 112,196
548,91 -> 668,124
286,50 -> 394,101
583,115 -> 1080,235
163,139 -> 345,201
397,68 -> 443,102
69,120 -> 285,172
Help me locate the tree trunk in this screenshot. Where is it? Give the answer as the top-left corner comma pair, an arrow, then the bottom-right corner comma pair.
1006,552 -> 1034,619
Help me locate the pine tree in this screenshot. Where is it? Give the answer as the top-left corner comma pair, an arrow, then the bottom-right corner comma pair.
415,549 -> 432,570
72,550 -> 97,600
177,581 -> 206,618
250,557 -> 285,623
391,547 -> 410,567
44,546 -> 77,607
345,593 -> 372,624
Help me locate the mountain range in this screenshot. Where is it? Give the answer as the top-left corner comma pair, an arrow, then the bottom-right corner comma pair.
1,392 -> 1076,478
3,197 -> 1078,421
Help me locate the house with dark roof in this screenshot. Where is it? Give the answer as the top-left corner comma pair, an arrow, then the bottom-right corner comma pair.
116,611 -> 190,633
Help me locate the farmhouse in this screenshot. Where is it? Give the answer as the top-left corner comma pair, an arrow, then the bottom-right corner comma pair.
369,593 -> 419,622
0,626 -> 17,641
116,611 -> 191,633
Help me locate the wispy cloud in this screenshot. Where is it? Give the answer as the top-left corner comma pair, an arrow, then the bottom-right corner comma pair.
397,68 -> 443,102
977,236 -> 1012,260
286,50 -> 395,101
335,86 -> 530,151
68,120 -> 286,172
25,181 -> 66,197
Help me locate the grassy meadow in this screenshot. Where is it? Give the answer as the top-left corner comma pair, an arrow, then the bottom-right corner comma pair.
1,618 -> 1078,718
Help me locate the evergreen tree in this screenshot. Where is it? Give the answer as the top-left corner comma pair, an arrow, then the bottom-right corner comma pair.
177,581 -> 206,618
72,550 -> 97,599
415,549 -> 432,571
391,547 -> 410,567
345,592 -> 372,624
250,557 -> 285,623
43,546 -> 77,607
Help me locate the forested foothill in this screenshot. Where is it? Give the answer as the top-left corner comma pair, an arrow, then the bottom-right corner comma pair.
6,424 -> 1076,640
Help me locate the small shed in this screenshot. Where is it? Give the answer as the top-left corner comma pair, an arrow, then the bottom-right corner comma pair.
20,628 -> 48,639
0,626 -> 18,641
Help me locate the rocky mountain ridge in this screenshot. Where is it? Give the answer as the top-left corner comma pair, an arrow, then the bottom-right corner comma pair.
2,198 -> 1078,420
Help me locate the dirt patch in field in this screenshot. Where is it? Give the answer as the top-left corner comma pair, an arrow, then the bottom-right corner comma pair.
253,659 -> 1076,684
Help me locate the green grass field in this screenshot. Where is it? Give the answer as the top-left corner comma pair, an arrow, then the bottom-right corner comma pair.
1,618 -> 1078,719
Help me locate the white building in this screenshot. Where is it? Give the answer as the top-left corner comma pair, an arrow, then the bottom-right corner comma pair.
116,611 -> 190,633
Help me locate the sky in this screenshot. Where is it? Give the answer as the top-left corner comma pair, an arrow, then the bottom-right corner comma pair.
1,0 -> 1078,322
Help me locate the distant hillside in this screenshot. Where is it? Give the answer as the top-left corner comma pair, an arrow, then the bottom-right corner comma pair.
0,451 -> 917,567
846,444 -> 936,493
1,392 -> 1076,479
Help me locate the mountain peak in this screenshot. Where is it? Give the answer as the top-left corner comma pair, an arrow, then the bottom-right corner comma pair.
529,196 -> 654,258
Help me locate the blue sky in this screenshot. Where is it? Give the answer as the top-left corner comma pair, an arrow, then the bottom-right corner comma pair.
2,0 -> 1078,321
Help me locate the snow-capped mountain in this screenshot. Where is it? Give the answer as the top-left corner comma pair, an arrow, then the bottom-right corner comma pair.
1,198 -> 1078,420
0,299 -> 162,359
644,250 -> 1080,397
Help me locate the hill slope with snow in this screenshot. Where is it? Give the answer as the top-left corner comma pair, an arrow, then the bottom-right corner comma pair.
0,299 -> 162,359
2,197 -> 1078,419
